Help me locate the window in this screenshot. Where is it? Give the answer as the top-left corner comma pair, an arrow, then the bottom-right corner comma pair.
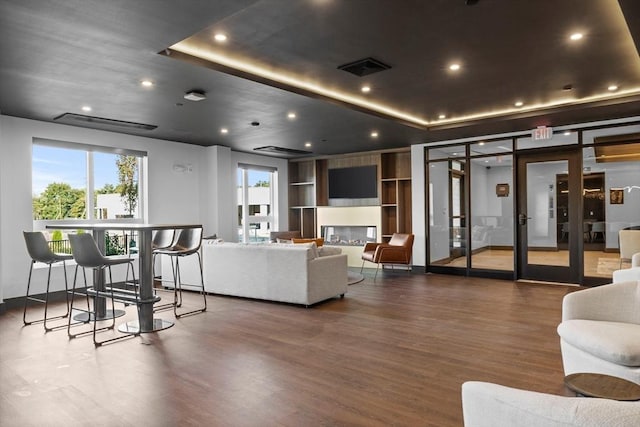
237,165 -> 278,243
32,139 -> 146,222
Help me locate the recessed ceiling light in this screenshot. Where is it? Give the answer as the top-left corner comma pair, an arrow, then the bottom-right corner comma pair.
287,112 -> 296,119
220,128 -> 228,134
81,105 -> 92,112
438,114 -> 446,120
478,141 -> 485,146
514,101 -> 524,107
361,85 -> 371,93
564,131 -> 572,136
484,160 -> 489,163
141,80 -> 154,87
570,33 -> 583,41
304,142 -> 312,148
214,33 -> 227,42
370,131 -> 379,138
449,63 -> 461,71
608,84 -> 619,91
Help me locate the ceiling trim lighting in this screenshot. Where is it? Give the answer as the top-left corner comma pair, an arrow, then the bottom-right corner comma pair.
163,43 -> 640,130
165,43 -> 429,127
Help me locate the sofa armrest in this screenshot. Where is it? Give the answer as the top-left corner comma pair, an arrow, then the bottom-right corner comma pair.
462,381 -> 640,427
307,254 -> 348,303
633,252 -> 640,268
613,267 -> 640,283
562,281 -> 640,323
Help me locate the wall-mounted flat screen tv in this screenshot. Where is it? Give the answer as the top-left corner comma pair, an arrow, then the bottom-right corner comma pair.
328,165 -> 377,199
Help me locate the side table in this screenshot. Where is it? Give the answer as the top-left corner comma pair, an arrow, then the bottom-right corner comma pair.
564,373 -> 640,401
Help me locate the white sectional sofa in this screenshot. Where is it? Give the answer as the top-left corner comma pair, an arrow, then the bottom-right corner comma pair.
161,242 -> 348,306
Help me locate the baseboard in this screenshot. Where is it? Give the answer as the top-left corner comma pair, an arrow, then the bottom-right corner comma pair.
0,301 -> 5,315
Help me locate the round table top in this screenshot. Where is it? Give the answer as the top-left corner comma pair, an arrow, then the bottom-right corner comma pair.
564,373 -> 640,401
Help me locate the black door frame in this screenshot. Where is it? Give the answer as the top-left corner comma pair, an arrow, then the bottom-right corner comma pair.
515,147 -> 583,284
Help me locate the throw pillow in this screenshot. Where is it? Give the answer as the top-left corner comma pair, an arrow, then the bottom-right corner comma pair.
292,237 -> 324,247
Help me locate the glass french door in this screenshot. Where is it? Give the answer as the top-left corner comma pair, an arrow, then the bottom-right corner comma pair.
516,149 -> 582,283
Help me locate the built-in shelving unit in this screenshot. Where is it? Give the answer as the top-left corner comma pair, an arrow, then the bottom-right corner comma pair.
288,160 -> 317,238
289,149 -> 411,241
380,151 -> 412,241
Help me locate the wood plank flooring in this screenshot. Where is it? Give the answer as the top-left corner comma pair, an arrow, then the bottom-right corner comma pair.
0,271 -> 579,426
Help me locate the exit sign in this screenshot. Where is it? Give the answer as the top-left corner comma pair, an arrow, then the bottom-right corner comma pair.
532,126 -> 553,140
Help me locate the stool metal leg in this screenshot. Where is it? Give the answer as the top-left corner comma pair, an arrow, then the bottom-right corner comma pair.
23,260 -> 71,331
173,252 -> 207,318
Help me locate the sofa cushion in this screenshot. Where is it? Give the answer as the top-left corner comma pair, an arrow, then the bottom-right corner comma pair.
558,319 -> 640,366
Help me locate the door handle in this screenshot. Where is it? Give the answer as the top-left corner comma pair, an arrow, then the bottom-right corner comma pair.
518,213 -> 531,226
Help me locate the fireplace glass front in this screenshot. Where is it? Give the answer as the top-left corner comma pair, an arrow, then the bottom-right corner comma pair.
321,225 -> 377,246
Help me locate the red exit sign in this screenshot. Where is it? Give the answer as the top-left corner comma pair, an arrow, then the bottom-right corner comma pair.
532,126 -> 553,140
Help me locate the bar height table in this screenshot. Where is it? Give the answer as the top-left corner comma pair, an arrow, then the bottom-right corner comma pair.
47,223 -> 201,333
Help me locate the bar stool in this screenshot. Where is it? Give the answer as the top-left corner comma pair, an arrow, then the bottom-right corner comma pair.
68,233 -> 141,346
154,227 -> 207,318
150,229 -> 177,311
23,231 -> 73,331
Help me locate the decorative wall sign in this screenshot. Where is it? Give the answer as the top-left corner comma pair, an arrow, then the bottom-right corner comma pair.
496,183 -> 510,197
610,188 -> 624,205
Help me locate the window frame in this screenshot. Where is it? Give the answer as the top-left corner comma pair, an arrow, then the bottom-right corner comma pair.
32,138 -> 147,228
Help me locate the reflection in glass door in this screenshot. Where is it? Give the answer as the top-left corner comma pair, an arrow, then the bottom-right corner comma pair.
516,149 -> 581,283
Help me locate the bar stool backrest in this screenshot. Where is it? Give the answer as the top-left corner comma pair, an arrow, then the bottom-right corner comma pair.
69,233 -> 107,268
171,227 -> 203,255
152,229 -> 176,250
23,231 -> 65,264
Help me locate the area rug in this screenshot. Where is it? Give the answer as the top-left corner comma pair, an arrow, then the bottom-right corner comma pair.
347,270 -> 364,285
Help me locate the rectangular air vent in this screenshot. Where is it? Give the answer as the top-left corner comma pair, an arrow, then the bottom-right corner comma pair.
254,146 -> 312,157
337,57 -> 391,77
54,113 -> 157,131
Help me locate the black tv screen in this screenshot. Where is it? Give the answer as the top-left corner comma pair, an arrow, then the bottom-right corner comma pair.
328,165 -> 377,199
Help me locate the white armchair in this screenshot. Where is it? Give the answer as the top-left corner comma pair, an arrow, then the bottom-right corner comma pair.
612,252 -> 640,282
557,281 -> 640,385
462,381 -> 640,427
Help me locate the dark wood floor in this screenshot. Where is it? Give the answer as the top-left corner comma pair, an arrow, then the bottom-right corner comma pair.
0,270 -> 579,426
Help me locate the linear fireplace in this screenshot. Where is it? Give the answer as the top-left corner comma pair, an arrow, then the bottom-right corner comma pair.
321,225 -> 377,246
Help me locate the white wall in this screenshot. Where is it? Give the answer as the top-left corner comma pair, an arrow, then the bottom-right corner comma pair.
0,115 -> 286,302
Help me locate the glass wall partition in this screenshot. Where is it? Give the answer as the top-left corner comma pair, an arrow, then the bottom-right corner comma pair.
427,145 -> 467,269
582,124 -> 640,280
469,139 -> 514,271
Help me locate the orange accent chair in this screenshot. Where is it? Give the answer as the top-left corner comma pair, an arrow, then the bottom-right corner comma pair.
360,233 -> 414,279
